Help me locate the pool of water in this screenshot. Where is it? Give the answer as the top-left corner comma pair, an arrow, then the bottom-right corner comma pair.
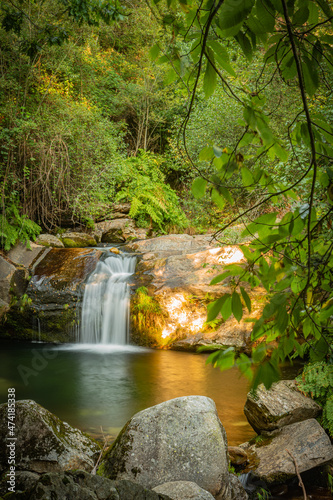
0,341 -> 257,445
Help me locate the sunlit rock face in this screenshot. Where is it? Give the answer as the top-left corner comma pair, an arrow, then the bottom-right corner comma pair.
127,235 -> 264,351
99,396 -> 230,500
4,248 -> 102,342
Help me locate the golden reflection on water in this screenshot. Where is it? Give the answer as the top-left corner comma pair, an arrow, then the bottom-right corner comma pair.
125,350 -> 255,445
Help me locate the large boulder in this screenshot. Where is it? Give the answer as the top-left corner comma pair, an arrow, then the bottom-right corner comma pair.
0,244 -> 48,323
152,481 -> 215,499
60,232 -> 97,248
99,396 -> 230,500
4,248 -> 102,342
99,219 -> 148,244
128,235 -> 264,350
36,234 -> 64,248
0,400 -> 100,474
244,380 -> 322,433
241,419 -> 333,484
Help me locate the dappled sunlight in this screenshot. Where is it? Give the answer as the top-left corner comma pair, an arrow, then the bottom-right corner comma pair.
161,293 -> 205,339
218,247 -> 244,265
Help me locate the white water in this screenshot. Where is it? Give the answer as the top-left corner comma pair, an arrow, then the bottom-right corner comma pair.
79,254 -> 136,344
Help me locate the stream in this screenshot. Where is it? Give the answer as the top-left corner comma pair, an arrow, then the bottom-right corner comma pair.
0,340 -> 256,446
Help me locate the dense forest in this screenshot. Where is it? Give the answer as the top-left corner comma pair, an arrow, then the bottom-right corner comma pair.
1,0 -> 333,434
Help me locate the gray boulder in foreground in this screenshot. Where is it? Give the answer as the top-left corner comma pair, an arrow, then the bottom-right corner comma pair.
99,396 -> 229,500
0,400 -> 100,474
153,481 -> 215,499
1,470 -> 172,500
244,380 -> 322,433
242,418 -> 333,484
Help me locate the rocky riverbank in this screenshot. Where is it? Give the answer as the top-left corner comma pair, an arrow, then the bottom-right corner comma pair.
0,386 -> 332,499
1,223 -> 264,352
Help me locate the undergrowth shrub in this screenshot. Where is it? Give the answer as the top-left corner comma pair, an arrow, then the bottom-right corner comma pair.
0,204 -> 41,251
116,151 -> 188,232
296,362 -> 333,438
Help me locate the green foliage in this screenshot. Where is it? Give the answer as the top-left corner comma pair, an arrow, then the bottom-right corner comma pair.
296,362 -> 333,437
0,204 -> 41,251
116,151 -> 188,232
153,0 -> 333,397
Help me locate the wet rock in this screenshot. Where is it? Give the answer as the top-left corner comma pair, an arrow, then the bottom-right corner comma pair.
7,242 -> 49,269
36,234 -> 64,248
153,480 -> 215,499
0,470 -> 40,497
242,419 -> 333,484
244,380 -> 322,433
99,396 -> 229,500
60,232 -> 97,248
0,400 -> 100,474
0,256 -> 16,304
100,219 -> 148,243
224,474 -> 249,500
228,446 -> 248,466
5,248 -> 102,341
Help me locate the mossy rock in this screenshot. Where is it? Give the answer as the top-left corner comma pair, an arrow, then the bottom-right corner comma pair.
60,232 -> 96,248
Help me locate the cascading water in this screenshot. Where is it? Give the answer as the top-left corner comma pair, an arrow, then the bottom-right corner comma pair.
79,253 -> 136,344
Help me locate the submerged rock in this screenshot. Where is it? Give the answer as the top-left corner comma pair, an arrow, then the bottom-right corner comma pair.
241,418 -> 333,484
0,400 -> 100,474
99,396 -> 229,500
244,380 -> 322,433
152,480 -> 215,499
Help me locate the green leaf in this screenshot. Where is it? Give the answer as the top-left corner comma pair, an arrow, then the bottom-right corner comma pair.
276,307 -> 289,334
232,291 -> 243,322
213,145 -> 223,157
220,186 -> 234,205
252,359 -> 280,390
302,56 -> 319,96
240,287 -> 251,313
207,295 -> 229,322
219,0 -> 255,30
235,32 -> 253,60
199,146 -> 214,161
207,40 -> 236,77
149,44 -> 160,60
320,304 -> 333,322
241,166 -> 255,187
192,177 -> 207,199
207,347 -> 236,371
211,188 -> 226,209
293,6 -> 310,24
203,51 -> 217,98
221,295 -> 233,320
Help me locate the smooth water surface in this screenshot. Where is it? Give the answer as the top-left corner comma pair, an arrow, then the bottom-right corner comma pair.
0,341 -> 256,445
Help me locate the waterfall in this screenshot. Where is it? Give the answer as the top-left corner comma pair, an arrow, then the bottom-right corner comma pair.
79,254 -> 136,344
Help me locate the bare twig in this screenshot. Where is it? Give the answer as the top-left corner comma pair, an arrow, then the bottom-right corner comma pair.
286,449 -> 307,500
91,427 -> 109,475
